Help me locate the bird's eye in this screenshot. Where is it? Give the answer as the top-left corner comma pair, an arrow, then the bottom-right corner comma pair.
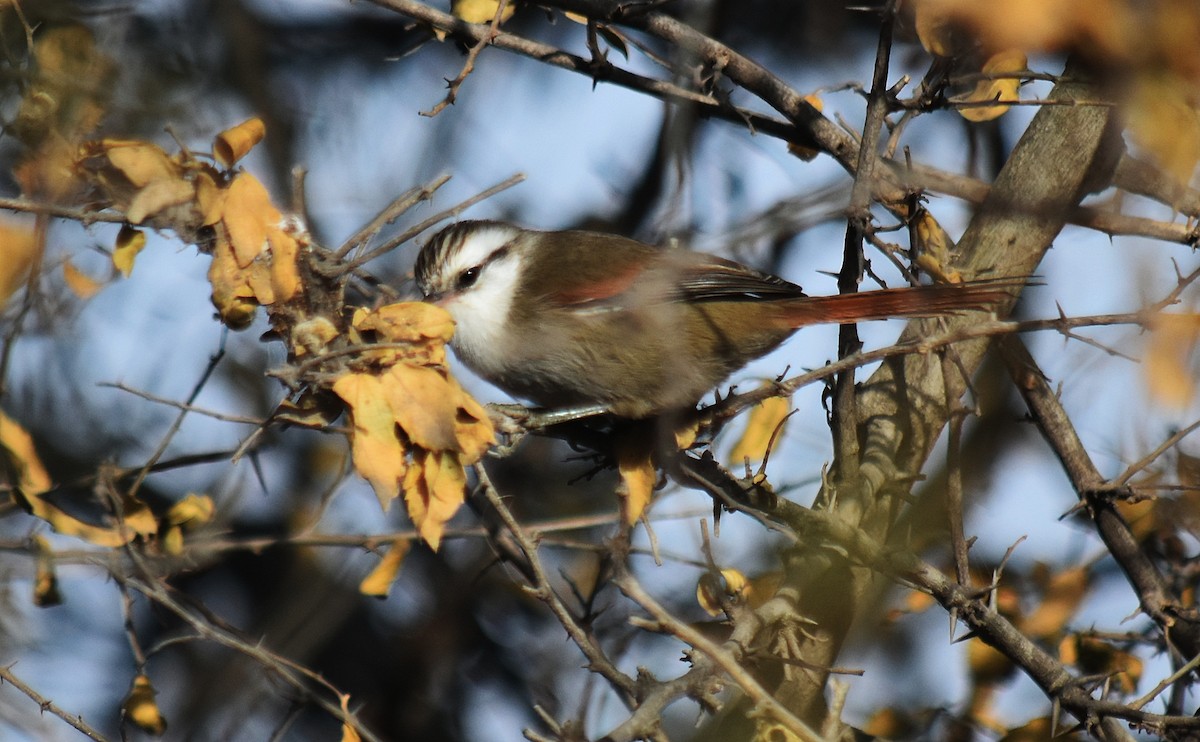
456,266 -> 481,290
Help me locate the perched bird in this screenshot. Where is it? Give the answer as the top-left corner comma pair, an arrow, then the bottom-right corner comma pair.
416,221 -> 1012,418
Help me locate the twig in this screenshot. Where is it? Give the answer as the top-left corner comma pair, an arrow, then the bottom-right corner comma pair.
341,172 -> 525,272
475,466 -> 640,704
0,663 -> 111,741
334,174 -> 453,259
421,0 -> 510,117
612,564 -> 824,742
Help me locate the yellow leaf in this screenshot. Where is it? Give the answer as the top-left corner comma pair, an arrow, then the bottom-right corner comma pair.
1144,313 -> 1200,408
126,177 -> 194,225
451,379 -> 495,463
0,220 -> 37,305
165,493 -> 214,528
266,227 -> 300,303
615,428 -> 656,525
207,237 -> 259,330
958,49 -> 1025,122
697,567 -> 747,617
1060,635 -> 1143,695
102,141 -> 180,189
32,535 -> 62,607
1021,566 -> 1089,640
162,525 -> 184,555
451,0 -> 514,25
62,258 -> 103,298
112,225 -> 146,278
333,373 -> 408,510
354,302 -> 456,344
194,170 -> 226,227
912,0 -> 955,56
1126,73 -> 1200,189
410,448 -> 467,550
911,210 -> 963,283
213,117 -> 266,169
382,365 -> 463,452
222,172 -> 280,267
122,674 -> 167,736
0,416 -> 140,546
786,94 -> 826,161
359,538 -> 411,598
0,410 -> 52,495
291,317 -> 339,357
729,395 -> 791,463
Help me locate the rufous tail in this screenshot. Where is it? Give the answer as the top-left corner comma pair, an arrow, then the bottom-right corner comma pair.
781,280 -> 1016,327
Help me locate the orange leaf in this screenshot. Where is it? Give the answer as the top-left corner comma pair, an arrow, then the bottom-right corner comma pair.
207,237 -> 258,330
615,428 -> 656,525
222,172 -> 280,267
354,302 -> 456,345
63,258 -> 103,298
415,449 -> 467,550
101,141 -> 180,188
382,365 -> 462,451
958,50 -> 1026,122
332,373 -> 408,510
1021,566 -> 1089,640
122,674 -> 167,736
0,220 -> 38,305
126,177 -> 194,225
729,395 -> 791,463
1144,313 -> 1200,407
359,537 -> 412,598
0,410 -> 52,496
113,225 -> 146,278
266,227 -> 300,303
213,117 -> 266,169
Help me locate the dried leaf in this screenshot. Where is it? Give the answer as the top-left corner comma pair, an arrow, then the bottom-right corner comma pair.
1060,635 -> 1143,695
103,141 -> 180,189
266,227 -> 300,303
359,538 -> 411,598
122,674 -> 167,736
165,493 -> 214,528
697,568 -> 747,617
913,0 -> 955,56
382,365 -> 462,451
958,49 -> 1026,122
786,94 -> 826,160
0,220 -> 38,305
32,534 -> 62,607
615,428 -> 656,525
729,395 -> 791,463
1144,313 -> 1200,407
126,177 -> 194,225
1126,73 -> 1200,188
332,373 -> 407,510
0,410 -> 52,496
451,0 -> 514,24
912,210 -> 963,283
213,117 -> 266,169
113,225 -> 147,278
222,172 -> 280,267
354,302 -> 456,345
403,448 -> 468,550
207,237 -> 259,330
63,258 -> 103,298
1021,566 -> 1089,639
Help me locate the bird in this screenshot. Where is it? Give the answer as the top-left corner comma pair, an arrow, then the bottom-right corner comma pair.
415,220 -> 1013,419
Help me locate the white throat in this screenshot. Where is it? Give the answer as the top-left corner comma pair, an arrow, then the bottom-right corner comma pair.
438,228 -> 524,377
